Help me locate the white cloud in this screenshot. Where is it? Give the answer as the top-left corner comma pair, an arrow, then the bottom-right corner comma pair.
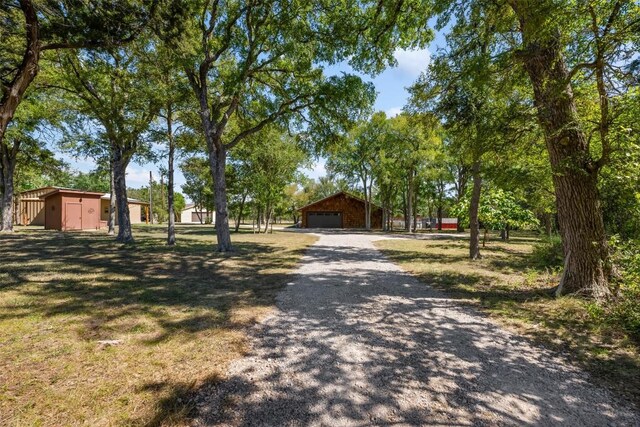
126,166 -> 153,188
393,48 -> 431,77
385,107 -> 403,117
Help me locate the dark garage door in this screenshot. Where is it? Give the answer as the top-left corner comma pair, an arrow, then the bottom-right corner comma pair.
307,212 -> 342,228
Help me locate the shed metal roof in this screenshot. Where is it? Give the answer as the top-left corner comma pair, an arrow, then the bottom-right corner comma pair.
39,189 -> 105,199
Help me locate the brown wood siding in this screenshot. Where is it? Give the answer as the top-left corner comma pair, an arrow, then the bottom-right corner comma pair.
300,192 -> 382,229
44,194 -> 101,231
44,194 -> 62,230
15,187 -> 56,225
18,199 -> 45,225
64,201 -> 83,230
129,203 -> 142,224
62,195 -> 101,230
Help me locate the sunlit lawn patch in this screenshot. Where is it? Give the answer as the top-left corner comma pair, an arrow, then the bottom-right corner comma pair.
376,233 -> 640,405
0,225 -> 316,426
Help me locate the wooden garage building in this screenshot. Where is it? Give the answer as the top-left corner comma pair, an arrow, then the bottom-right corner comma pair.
40,189 -> 104,231
299,191 -> 383,229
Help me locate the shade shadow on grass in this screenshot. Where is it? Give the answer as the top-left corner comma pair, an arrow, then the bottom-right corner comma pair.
0,227 -> 316,426
376,238 -> 640,408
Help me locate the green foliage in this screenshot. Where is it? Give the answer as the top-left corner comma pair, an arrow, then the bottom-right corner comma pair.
1,1 -> 155,80
599,89 -> 640,239
13,145 -> 67,192
53,42 -> 161,164
327,112 -> 387,193
179,157 -> 213,213
232,127 -> 308,222
530,236 -> 564,270
129,181 -> 185,223
453,187 -> 539,231
606,237 -> 640,340
60,169 -> 110,193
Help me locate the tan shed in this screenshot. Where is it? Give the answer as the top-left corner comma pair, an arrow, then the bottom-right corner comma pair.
299,191 -> 383,229
99,195 -> 148,225
15,186 -> 58,225
41,189 -> 103,231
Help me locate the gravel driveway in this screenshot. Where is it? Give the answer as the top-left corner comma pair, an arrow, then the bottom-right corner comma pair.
195,232 -> 639,426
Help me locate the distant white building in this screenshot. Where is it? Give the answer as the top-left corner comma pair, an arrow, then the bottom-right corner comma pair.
180,204 -> 215,224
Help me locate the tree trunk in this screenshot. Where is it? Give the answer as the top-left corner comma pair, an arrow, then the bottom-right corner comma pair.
112,146 -> 133,243
0,1 -> 40,162
235,193 -> 247,232
0,139 -> 19,232
195,199 -> 204,224
512,4 -> 611,299
402,191 -> 408,231
166,106 -> 176,245
363,178 -> 371,230
167,145 -> 175,244
148,171 -> 154,224
406,174 -> 413,232
544,212 -> 552,237
412,192 -> 418,233
456,166 -> 467,232
0,156 -> 16,232
382,202 -> 388,231
469,160 -> 482,260
107,153 -> 116,235
437,204 -> 443,231
209,147 -> 232,251
263,205 -> 271,234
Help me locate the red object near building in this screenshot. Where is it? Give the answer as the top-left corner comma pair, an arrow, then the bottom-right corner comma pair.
438,218 -> 458,229
40,189 -> 103,231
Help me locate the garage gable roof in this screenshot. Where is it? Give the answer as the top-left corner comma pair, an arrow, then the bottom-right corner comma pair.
298,191 -> 382,211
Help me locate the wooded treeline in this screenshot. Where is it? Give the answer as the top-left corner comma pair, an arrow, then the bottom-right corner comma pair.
322,0 -> 640,304
1,1 -> 640,304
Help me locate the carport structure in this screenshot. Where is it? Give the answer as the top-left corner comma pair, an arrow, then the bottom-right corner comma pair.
299,191 -> 382,229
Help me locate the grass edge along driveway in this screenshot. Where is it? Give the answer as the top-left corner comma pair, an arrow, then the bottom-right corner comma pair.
375,234 -> 640,408
0,226 -> 317,426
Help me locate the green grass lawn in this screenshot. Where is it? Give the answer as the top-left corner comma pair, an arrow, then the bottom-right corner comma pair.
0,226 -> 316,426
375,233 -> 640,405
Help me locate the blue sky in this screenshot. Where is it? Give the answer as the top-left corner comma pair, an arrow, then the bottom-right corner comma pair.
62,27 -> 447,195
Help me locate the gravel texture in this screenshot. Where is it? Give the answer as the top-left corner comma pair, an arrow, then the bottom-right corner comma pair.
194,232 -> 640,426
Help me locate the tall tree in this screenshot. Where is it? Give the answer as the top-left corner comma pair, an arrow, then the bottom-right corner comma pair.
409,7 -> 516,258
233,127 -> 307,233
180,156 -> 214,223
0,89 -> 58,231
428,0 -> 639,297
327,112 -> 388,230
149,48 -> 192,245
0,1 -> 155,231
386,113 -> 439,232
55,45 -> 160,242
158,0 -> 432,251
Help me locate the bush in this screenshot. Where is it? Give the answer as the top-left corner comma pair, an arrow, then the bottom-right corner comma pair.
528,235 -> 640,341
608,237 -> 640,340
530,235 -> 564,270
